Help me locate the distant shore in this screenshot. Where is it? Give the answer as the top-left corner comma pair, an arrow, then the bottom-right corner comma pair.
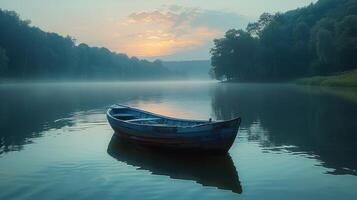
218,70 -> 357,88
296,70 -> 357,87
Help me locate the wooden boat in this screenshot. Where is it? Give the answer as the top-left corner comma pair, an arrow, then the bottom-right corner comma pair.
106,104 -> 241,153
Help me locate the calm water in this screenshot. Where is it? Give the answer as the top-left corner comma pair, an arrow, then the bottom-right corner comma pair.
1,81 -> 357,200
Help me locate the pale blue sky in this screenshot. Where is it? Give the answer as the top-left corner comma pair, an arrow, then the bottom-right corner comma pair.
0,0 -> 317,60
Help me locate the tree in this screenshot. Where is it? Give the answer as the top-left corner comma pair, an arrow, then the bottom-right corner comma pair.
210,0 -> 357,81
247,13 -> 275,37
0,47 -> 9,75
336,15 -> 357,71
316,29 -> 334,64
210,29 -> 260,81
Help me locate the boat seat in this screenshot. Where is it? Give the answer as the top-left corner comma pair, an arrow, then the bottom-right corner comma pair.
113,114 -> 135,117
127,118 -> 161,123
112,107 -> 127,111
112,114 -> 136,120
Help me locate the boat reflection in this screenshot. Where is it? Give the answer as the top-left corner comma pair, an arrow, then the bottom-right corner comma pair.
107,134 -> 242,194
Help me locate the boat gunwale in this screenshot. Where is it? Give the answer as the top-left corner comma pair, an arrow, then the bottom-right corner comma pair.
107,104 -> 241,129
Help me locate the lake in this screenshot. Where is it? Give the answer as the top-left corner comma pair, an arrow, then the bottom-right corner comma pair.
1,81 -> 357,200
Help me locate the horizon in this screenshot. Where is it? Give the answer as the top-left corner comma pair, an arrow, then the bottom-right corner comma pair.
0,0 -> 316,61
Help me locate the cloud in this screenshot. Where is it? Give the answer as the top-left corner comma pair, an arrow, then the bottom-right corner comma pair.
119,27 -> 219,57
112,6 -> 251,58
126,11 -> 172,24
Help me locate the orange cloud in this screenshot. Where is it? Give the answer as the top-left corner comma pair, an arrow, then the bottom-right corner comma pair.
113,7 -> 221,57
118,27 -> 219,57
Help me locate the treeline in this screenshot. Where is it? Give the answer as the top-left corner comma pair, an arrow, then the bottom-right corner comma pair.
0,9 -> 182,80
210,0 -> 357,81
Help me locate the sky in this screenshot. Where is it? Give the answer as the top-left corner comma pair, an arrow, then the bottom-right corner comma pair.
0,0 -> 317,61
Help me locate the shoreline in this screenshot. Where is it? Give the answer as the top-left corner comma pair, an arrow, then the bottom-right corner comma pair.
217,70 -> 357,88
295,70 -> 357,88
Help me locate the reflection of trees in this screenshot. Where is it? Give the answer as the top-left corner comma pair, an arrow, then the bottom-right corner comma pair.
211,83 -> 357,175
0,83 -> 164,154
107,135 -> 242,194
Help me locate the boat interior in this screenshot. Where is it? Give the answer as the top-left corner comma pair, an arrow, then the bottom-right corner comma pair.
109,106 -> 209,127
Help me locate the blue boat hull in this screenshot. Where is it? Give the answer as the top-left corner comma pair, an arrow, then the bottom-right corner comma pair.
106,105 -> 241,153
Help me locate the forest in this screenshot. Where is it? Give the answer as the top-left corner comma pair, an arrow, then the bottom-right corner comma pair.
210,0 -> 357,81
0,9 -> 182,80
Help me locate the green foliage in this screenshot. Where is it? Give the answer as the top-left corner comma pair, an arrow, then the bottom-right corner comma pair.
210,29 -> 260,81
297,69 -> 357,87
0,9 -> 178,80
0,47 -> 9,74
210,0 -> 357,82
246,13 -> 274,37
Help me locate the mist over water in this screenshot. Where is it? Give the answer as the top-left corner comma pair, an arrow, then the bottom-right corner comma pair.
0,81 -> 357,200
